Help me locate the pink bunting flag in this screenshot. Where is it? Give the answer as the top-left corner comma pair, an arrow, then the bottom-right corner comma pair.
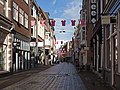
40,20 -> 45,26
52,41 -> 54,45
31,20 -> 35,26
56,41 -> 58,44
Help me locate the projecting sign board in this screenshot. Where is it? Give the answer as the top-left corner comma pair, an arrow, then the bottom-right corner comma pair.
101,16 -> 110,24
101,16 -> 116,24
91,0 -> 97,24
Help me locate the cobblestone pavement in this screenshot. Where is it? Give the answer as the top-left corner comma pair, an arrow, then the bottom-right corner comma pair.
0,65 -> 51,89
79,71 -> 114,90
1,62 -> 86,90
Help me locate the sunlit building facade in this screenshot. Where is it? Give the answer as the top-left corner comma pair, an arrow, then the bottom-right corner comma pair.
11,0 -> 31,71
0,0 -> 13,72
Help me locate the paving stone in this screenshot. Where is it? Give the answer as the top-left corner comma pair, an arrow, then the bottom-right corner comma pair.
2,62 -> 86,90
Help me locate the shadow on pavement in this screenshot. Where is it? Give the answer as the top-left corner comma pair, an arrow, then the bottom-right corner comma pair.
78,71 -> 114,90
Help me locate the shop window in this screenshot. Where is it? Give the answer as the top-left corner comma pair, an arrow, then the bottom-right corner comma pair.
106,39 -> 111,68
117,10 -> 120,29
0,46 -> 6,70
114,36 -> 118,73
106,25 -> 110,38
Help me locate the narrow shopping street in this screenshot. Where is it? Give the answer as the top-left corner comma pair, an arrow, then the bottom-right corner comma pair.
0,0 -> 120,89
1,63 -> 86,90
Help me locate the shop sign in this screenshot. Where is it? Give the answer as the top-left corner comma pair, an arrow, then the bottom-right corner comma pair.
91,0 -> 97,24
84,47 -> 89,51
30,42 -> 36,47
101,16 -> 116,24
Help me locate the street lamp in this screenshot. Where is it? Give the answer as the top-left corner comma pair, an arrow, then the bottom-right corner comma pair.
59,29 -> 66,33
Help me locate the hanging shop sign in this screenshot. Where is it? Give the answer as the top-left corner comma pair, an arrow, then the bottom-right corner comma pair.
30,42 -> 36,47
101,16 -> 116,24
91,0 -> 97,24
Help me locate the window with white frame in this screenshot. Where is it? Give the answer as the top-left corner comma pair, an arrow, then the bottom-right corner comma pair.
31,7 -> 33,16
31,27 -> 33,36
24,0 -> 28,4
25,13 -> 28,28
31,6 -> 37,18
13,2 -> 18,21
19,8 -> 24,25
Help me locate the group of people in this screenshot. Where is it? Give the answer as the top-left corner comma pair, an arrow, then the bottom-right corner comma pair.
38,52 -> 59,65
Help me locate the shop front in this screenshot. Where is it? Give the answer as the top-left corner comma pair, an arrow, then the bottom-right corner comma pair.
12,32 -> 30,72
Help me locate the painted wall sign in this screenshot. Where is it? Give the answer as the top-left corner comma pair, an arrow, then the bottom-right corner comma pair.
91,0 -> 97,24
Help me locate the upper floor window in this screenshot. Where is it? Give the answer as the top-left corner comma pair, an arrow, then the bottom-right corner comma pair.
32,6 -> 36,18
24,0 -> 28,4
31,27 -> 33,36
19,8 -> 24,25
13,2 -> 18,21
82,30 -> 85,40
31,8 -> 33,16
25,13 -> 28,28
0,0 -> 5,15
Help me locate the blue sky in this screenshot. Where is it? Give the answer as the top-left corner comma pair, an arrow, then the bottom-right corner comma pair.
36,0 -> 82,41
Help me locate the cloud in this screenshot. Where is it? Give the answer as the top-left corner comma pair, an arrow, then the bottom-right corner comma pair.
62,0 -> 82,20
53,10 -> 58,14
52,0 -> 56,5
52,0 -> 82,41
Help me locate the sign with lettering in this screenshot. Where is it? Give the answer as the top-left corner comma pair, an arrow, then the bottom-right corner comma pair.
101,16 -> 110,24
91,0 -> 97,24
101,16 -> 116,24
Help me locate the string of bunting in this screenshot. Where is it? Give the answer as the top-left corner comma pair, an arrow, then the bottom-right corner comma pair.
31,19 -> 85,27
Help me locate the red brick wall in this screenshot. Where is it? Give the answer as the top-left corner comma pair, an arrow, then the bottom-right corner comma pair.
12,0 -> 31,38
86,0 -> 94,64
